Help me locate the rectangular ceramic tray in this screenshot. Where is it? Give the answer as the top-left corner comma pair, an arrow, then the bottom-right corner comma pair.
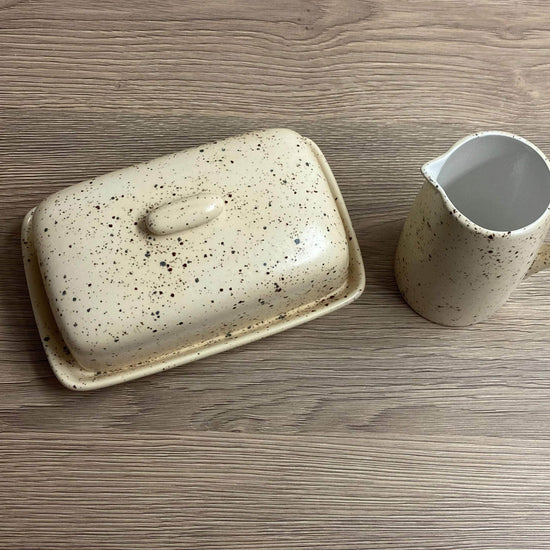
22,141 -> 365,390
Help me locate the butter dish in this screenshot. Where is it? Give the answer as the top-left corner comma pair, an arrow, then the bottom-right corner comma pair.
22,129 -> 365,390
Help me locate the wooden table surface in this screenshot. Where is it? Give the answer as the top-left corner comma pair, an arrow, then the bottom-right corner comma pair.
3,1 -> 550,548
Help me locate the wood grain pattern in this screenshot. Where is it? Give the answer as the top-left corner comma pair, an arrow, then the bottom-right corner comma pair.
3,0 -> 550,547
4,431 -> 550,549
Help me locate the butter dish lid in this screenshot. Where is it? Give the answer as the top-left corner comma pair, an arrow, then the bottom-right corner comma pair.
29,128 -> 364,382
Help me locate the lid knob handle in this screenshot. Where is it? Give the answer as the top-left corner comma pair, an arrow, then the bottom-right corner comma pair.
146,194 -> 224,236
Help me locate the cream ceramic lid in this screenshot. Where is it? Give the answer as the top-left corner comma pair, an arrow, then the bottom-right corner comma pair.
32,129 -> 354,372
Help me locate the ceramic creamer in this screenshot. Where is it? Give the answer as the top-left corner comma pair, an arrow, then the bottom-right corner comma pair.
395,131 -> 550,326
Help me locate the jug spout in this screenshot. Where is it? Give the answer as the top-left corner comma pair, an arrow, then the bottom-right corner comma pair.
421,155 -> 448,187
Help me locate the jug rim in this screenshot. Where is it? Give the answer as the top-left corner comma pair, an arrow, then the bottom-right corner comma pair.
421,131 -> 550,237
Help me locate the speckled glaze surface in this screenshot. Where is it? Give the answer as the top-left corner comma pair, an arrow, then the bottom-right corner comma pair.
395,131 -> 550,326
22,128 -> 365,390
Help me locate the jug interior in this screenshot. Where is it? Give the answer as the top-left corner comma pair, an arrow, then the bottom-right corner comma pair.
433,134 -> 550,232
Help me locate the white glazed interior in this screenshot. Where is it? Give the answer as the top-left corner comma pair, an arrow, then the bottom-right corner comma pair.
423,133 -> 550,232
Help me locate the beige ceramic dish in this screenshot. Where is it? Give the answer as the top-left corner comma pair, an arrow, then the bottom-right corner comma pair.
22,129 -> 365,390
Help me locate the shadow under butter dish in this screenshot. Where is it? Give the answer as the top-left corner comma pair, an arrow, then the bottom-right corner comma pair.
22,128 -> 365,390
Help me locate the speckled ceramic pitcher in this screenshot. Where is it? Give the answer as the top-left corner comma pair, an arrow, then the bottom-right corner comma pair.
395,131 -> 550,326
